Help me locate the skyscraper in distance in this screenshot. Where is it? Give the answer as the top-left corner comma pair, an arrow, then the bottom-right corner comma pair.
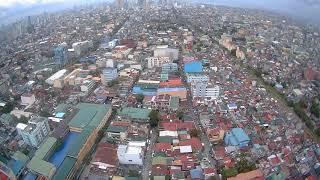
54,45 -> 68,66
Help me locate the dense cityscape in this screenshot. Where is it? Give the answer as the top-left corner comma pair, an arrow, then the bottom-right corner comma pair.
0,0 -> 320,180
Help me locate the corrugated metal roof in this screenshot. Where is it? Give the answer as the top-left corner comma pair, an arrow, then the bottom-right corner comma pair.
52,157 -> 76,180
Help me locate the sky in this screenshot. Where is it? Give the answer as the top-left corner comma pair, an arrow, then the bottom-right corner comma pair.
0,0 -> 320,25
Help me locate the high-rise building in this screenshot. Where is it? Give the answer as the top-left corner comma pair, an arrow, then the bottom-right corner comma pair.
26,16 -> 35,34
116,0 -> 125,9
54,45 -> 68,66
16,117 -> 50,147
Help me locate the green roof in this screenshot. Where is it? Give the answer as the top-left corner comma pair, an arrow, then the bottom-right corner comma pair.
12,151 -> 29,162
152,156 -> 173,166
118,107 -> 151,121
53,157 -> 76,180
107,124 -> 128,133
27,158 -> 56,177
157,136 -> 173,143
54,103 -> 70,114
67,129 -> 93,158
34,137 -> 57,160
68,103 -> 111,130
27,137 -> 57,177
169,96 -> 179,110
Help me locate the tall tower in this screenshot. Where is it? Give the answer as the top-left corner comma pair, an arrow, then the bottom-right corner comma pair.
54,45 -> 68,67
26,16 -> 35,33
116,0 -> 124,9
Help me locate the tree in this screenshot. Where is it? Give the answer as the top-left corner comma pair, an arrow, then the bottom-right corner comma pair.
135,94 -> 144,104
149,110 -> 160,127
40,108 -> 51,117
310,99 -> 320,118
128,170 -> 139,177
177,111 -> 184,120
189,129 -> 200,138
0,102 -> 14,114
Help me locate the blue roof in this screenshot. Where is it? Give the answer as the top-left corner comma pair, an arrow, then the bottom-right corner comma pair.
232,128 -> 250,143
157,87 -> 187,92
23,172 -> 37,180
190,167 -> 203,179
55,112 -> 65,118
184,61 -> 203,73
49,132 -> 79,168
7,159 -> 24,176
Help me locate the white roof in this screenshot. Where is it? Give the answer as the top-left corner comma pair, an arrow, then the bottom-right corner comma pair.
128,141 -> 146,147
46,69 -> 67,82
16,123 -> 28,130
159,131 -> 178,137
126,146 -> 142,154
180,145 -> 192,153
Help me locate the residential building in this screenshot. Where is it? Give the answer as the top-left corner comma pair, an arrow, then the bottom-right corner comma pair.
117,144 -> 144,165
157,87 -> 187,100
162,63 -> 178,72
106,124 -> 128,142
72,40 -> 93,56
154,45 -> 179,60
80,80 -> 96,93
191,82 -> 207,98
102,68 -> 118,85
224,128 -> 250,148
205,85 -> 220,100
21,93 -> 36,106
16,117 -> 50,147
147,57 -> 171,69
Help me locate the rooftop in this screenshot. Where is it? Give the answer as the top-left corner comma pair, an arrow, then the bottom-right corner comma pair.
68,103 -> 111,130
118,107 -> 151,121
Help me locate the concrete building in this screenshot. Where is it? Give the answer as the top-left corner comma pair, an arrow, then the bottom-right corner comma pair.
21,93 -> 36,106
45,69 -> 68,87
117,144 -> 144,165
186,73 -> 209,83
102,68 -> 118,85
16,117 -> 50,147
162,63 -> 178,72
205,85 -> 220,100
154,45 -> 179,60
80,80 -> 96,93
224,128 -> 250,148
72,40 -> 93,57
191,82 -> 207,98
54,45 -> 68,66
147,57 -> 171,69
184,61 -> 203,73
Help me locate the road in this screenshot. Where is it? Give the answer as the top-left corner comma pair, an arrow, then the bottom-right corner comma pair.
141,127 -> 158,180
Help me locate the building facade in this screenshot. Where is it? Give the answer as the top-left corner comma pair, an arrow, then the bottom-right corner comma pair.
54,45 -> 68,66
16,117 -> 50,147
102,68 -> 118,84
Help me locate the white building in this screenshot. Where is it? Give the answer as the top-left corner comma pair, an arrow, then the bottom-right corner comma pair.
21,93 -> 36,106
205,85 -> 220,100
72,40 -> 93,56
117,144 -> 144,165
101,68 -> 118,85
147,57 -> 171,69
80,80 -> 96,93
16,117 -> 50,147
108,39 -> 118,49
154,45 -> 179,60
45,69 -> 68,85
186,73 -> 209,83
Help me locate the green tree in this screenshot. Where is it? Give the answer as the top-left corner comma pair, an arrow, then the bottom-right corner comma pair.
189,129 -> 200,138
149,110 -> 160,127
0,102 -> 14,114
177,111 -> 184,120
40,108 -> 51,117
135,94 -> 145,103
310,100 -> 320,118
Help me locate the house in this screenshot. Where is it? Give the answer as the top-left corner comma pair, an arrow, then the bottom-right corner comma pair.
228,169 -> 264,180
91,142 -> 118,175
155,143 -> 172,154
106,124 -> 128,141
190,167 -> 204,180
224,128 -> 250,148
179,138 -> 203,152
207,128 -> 225,144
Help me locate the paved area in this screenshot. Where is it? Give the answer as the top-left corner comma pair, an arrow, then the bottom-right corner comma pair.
141,127 -> 158,180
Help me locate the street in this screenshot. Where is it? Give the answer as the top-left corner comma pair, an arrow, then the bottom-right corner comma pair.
141,127 -> 158,180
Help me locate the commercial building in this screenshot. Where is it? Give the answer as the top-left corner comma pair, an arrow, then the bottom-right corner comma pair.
117,144 -> 144,165
53,103 -> 112,180
101,68 -> 118,85
132,80 -> 160,96
54,45 -> 68,66
154,45 -> 179,60
184,61 -> 203,73
45,69 -> 68,86
205,85 -> 220,100
16,117 -> 50,147
27,137 -> 57,179
157,87 -> 187,100
186,73 -> 209,83
162,63 -> 178,72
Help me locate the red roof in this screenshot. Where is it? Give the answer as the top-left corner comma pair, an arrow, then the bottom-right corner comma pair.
92,142 -> 118,166
155,143 -> 172,152
160,79 -> 183,87
203,168 -> 216,175
179,138 -> 203,151
0,171 -> 8,180
152,165 -> 170,175
161,121 -> 195,131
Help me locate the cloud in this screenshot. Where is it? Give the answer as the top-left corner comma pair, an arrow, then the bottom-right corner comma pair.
0,0 -> 66,7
